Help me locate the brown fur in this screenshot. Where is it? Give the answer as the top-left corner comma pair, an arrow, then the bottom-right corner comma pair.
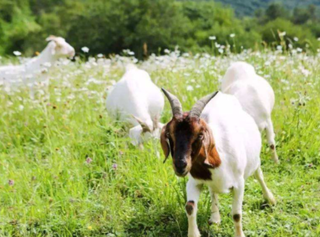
233,214 -> 240,222
160,113 -> 221,180
185,201 -> 195,215
160,126 -> 170,159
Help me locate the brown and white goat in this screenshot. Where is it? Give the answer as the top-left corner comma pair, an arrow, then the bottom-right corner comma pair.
160,89 -> 276,237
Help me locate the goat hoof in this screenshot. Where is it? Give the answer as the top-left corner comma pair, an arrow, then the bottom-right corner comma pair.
272,152 -> 279,164
264,190 -> 276,206
188,229 -> 200,237
208,212 -> 221,225
268,197 -> 277,206
235,231 -> 245,237
235,234 -> 245,237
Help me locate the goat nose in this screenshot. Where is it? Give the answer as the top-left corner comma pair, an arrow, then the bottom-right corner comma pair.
175,160 -> 187,172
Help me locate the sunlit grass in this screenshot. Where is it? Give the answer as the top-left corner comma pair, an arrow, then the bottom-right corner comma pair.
0,50 -> 319,236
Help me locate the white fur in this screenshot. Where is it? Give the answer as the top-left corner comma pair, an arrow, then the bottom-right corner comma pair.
0,36 -> 75,95
220,62 -> 279,163
106,65 -> 164,145
186,92 -> 275,237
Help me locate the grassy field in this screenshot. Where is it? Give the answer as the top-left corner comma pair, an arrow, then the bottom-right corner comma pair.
0,50 -> 320,236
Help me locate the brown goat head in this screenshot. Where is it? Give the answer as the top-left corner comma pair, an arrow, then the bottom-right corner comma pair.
161,89 -> 220,179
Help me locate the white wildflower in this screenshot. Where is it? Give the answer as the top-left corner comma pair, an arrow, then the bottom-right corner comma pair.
81,47 -> 89,53
13,51 -> 22,56
301,68 -> 311,77
209,36 -> 216,40
279,31 -> 286,37
230,33 -> 235,38
294,37 -> 299,42
186,85 -> 194,91
43,62 -> 52,67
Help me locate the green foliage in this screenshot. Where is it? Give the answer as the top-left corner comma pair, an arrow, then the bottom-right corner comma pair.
0,0 -> 41,54
0,0 -> 319,57
259,18 -> 319,50
66,0 -> 189,57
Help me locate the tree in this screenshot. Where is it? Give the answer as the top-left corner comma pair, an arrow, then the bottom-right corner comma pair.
265,3 -> 288,21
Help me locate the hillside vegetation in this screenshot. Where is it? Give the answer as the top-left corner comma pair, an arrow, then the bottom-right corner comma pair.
0,0 -> 320,58
211,0 -> 320,16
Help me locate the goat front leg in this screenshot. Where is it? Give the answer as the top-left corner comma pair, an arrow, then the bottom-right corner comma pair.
208,187 -> 220,224
232,179 -> 245,237
186,179 -> 202,237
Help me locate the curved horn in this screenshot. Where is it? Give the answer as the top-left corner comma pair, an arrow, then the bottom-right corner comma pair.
131,115 -> 152,132
162,88 -> 183,119
189,91 -> 219,119
46,35 -> 57,42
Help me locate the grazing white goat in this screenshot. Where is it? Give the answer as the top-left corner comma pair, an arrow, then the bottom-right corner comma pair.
0,36 -> 75,94
221,62 -> 279,164
106,64 -> 164,145
161,90 -> 276,237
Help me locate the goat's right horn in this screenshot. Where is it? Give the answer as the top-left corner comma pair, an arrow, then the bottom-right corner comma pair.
162,88 -> 183,119
189,91 -> 219,119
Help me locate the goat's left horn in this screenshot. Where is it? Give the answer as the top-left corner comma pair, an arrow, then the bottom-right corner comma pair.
162,88 -> 183,119
189,91 -> 219,119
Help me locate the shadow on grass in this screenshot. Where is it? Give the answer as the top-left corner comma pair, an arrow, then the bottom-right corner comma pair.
123,204 -> 187,237
122,204 -> 236,237
250,199 -> 276,212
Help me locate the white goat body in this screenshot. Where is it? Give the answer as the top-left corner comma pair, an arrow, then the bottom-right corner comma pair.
0,36 -> 75,94
186,92 -> 275,237
220,62 -> 279,163
106,65 -> 164,145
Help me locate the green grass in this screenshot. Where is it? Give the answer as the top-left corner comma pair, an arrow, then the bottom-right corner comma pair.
0,52 -> 320,236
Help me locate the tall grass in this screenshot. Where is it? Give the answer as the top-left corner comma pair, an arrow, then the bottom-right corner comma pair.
0,50 -> 319,236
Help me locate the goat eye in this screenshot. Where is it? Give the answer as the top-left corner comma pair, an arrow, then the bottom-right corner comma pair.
166,132 -> 170,138
198,134 -> 204,140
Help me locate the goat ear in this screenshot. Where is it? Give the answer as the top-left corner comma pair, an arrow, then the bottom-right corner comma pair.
203,141 -> 214,168
160,126 -> 170,163
46,35 -> 57,42
202,128 -> 220,168
50,44 -> 56,55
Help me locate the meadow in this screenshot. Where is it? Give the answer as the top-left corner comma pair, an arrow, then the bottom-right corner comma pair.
0,49 -> 320,236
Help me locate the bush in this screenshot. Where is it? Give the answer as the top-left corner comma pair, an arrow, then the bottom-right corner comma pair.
259,18 -> 319,50
0,0 -> 319,57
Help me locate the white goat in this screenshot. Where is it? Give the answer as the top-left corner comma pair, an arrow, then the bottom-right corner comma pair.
106,64 -> 164,145
161,90 -> 276,237
0,36 -> 75,95
221,62 -> 279,163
